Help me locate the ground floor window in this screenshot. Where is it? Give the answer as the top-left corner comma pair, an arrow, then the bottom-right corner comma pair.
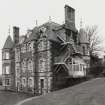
28,78 -> 33,87
5,79 -> 10,86
22,78 -> 26,87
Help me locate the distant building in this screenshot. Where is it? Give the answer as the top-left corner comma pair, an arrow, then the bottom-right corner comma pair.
2,5 -> 90,95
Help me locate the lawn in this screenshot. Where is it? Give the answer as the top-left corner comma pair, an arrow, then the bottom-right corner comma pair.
17,78 -> 105,105
0,90 -> 33,105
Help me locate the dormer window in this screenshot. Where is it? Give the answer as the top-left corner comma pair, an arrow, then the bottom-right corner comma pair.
39,27 -> 47,38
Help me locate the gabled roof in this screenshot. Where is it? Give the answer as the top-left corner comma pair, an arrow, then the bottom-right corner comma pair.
3,35 -> 14,49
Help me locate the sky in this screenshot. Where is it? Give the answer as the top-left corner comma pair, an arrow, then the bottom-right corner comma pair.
0,0 -> 105,74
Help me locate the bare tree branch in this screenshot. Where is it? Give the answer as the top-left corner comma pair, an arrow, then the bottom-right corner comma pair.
84,25 -> 103,55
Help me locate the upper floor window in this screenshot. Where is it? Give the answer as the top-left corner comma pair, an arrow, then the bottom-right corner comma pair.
39,58 -> 46,72
28,59 -> 33,72
5,65 -> 10,74
27,42 -> 34,52
21,44 -> 26,53
6,52 -> 9,59
3,52 -> 10,60
21,60 -> 27,72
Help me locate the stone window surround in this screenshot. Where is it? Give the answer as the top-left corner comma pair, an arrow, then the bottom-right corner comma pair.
27,59 -> 33,72
22,77 -> 26,87
21,59 -> 27,72
28,77 -> 34,88
5,65 -> 10,74
3,51 -> 10,60
27,42 -> 34,52
5,78 -> 11,86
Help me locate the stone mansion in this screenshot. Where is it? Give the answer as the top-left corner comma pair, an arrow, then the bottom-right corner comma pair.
2,5 -> 90,95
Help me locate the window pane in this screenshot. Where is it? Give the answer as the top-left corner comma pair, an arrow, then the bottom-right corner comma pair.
29,79 -> 32,87
5,66 -> 10,74
5,79 -> 10,85
5,52 -> 9,59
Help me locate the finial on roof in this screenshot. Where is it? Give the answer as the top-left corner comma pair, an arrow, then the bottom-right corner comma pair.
8,25 -> 10,36
49,16 -> 52,22
80,18 -> 83,28
36,20 -> 38,26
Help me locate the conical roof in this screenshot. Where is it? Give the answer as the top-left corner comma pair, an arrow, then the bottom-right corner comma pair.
3,35 -> 14,49
79,28 -> 89,44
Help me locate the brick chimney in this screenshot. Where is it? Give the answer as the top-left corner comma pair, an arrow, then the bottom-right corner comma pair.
65,5 -> 75,28
13,26 -> 19,44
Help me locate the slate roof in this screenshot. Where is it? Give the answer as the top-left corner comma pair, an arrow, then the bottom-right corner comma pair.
24,21 -> 62,43
20,21 -> 78,44
42,21 -> 61,42
3,35 -> 14,49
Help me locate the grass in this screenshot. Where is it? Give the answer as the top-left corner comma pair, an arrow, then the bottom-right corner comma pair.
17,78 -> 105,105
0,90 -> 33,105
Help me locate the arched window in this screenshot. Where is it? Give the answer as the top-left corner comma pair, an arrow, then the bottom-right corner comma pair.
22,78 -> 26,87
28,59 -> 33,72
5,65 -> 10,74
28,78 -> 33,87
22,60 -> 27,72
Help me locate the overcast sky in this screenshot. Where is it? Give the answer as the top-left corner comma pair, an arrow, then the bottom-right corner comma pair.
0,0 -> 105,74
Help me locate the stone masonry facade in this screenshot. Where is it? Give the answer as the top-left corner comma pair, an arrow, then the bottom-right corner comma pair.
2,5 -> 90,95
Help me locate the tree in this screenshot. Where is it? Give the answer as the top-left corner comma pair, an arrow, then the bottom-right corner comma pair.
84,25 -> 104,77
85,25 -> 102,56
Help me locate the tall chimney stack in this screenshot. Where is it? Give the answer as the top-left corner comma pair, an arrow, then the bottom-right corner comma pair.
13,26 -> 19,44
65,5 -> 75,28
